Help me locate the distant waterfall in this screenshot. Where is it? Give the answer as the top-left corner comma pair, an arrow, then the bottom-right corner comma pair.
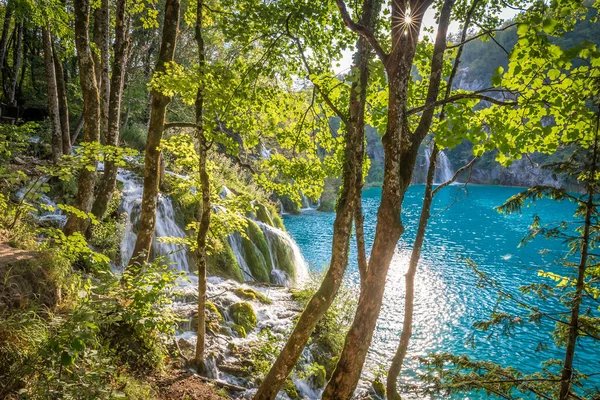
435,150 -> 454,183
118,170 -> 190,271
423,148 -> 455,184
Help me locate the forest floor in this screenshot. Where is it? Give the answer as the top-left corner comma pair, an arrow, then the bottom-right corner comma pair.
156,368 -> 226,400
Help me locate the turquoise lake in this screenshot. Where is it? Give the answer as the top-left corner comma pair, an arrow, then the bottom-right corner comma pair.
283,185 -> 599,397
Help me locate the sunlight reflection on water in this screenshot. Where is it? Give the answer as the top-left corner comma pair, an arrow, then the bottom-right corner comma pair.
283,184 -> 599,398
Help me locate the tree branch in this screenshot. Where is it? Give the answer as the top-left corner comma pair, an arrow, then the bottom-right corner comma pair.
284,13 -> 350,126
335,0 -> 388,65
432,157 -> 478,196
407,92 -> 518,116
164,121 -> 198,130
446,22 -> 518,50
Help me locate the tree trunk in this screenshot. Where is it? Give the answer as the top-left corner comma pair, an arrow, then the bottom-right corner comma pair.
6,21 -> 22,106
63,0 -> 101,236
322,1 -> 454,398
91,0 -> 131,220
558,116 -> 599,399
193,0 -> 209,368
128,0 -> 180,265
386,2 -> 478,396
386,144 -> 437,400
71,114 -> 84,144
252,4 -> 378,399
93,0 -> 109,143
52,40 -> 72,155
0,1 -> 12,76
41,26 -> 63,163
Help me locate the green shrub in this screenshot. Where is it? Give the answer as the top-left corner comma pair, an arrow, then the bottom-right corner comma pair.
120,122 -> 148,151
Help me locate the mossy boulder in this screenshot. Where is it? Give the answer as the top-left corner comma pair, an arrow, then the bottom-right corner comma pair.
309,364 -> 327,388
230,302 -> 257,332
230,324 -> 247,338
206,301 -> 224,322
234,287 -> 272,304
241,220 -> 272,282
372,377 -> 386,398
283,379 -> 299,399
271,211 -> 285,230
206,237 -> 244,282
255,203 -> 274,226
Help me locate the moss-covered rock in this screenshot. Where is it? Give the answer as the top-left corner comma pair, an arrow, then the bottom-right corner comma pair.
206,237 -> 244,282
241,220 -> 273,282
372,377 -> 386,398
234,287 -> 272,304
309,364 -> 327,388
271,211 -> 285,230
206,301 -> 224,322
230,302 -> 257,332
255,203 -> 274,226
230,324 -> 246,338
283,379 -> 299,399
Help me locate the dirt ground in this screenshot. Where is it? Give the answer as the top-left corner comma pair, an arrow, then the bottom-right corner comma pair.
156,369 -> 227,400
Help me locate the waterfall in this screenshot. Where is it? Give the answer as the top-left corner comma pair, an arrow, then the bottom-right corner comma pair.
257,221 -> 309,285
260,143 -> 271,159
435,150 -> 454,183
227,232 -> 256,282
115,169 -> 307,285
423,148 -> 455,184
118,170 -> 189,271
300,193 -> 312,210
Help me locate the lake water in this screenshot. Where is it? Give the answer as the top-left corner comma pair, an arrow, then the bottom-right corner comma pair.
283,185 -> 599,397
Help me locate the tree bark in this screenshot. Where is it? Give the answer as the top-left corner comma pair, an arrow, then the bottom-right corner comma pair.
128,0 -> 180,265
6,21 -> 22,106
93,0 -> 110,143
558,115 -> 599,399
0,0 -> 12,76
63,0 -> 101,236
252,3 -> 378,399
52,39 -> 72,155
91,0 -> 131,220
322,1 -> 454,398
41,26 -> 63,163
193,0 -> 209,368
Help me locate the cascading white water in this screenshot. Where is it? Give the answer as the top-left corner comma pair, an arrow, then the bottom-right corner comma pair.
227,232 -> 256,281
260,143 -> 271,159
300,193 -> 312,210
118,169 -> 189,271
424,148 -> 455,184
257,221 -> 309,285
436,150 -> 454,183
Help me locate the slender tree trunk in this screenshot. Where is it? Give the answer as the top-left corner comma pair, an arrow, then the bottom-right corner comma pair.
92,0 -> 109,143
52,40 -> 71,155
252,4 -> 378,399
0,1 -> 12,78
91,0 -> 131,220
63,0 -> 101,236
323,1 -> 454,397
41,26 -> 63,163
6,21 -> 22,106
558,116 -> 599,399
128,0 -> 180,265
193,0 -> 209,368
16,27 -> 26,100
71,114 -> 84,144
